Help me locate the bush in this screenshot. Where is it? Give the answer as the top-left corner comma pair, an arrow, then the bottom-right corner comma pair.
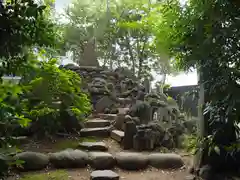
20,53 -> 91,136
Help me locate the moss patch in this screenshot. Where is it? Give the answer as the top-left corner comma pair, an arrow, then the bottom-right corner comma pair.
20,170 -> 69,180
53,137 -> 96,151
79,137 -> 96,142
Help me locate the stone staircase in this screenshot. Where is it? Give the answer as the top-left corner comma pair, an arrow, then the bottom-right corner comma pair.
80,114 -> 125,143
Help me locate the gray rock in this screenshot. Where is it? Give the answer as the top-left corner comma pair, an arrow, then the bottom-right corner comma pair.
95,96 -> 115,113
111,130 -> 124,143
78,142 -> 108,151
148,153 -> 184,169
89,152 -> 115,170
90,170 -> 119,180
185,175 -> 196,180
98,114 -> 117,120
49,149 -> 89,168
15,152 -> 49,171
85,119 -> 111,128
123,121 -> 137,150
115,152 -> 148,170
80,127 -> 110,137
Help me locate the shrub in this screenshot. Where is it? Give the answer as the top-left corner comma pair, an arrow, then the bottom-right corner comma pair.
20,53 -> 91,136
0,83 -> 30,178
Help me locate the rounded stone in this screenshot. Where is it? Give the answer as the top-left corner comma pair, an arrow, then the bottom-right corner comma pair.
115,152 -> 148,170
90,170 -> 119,180
89,152 -> 116,170
15,152 -> 49,171
49,149 -> 89,168
148,153 -> 184,169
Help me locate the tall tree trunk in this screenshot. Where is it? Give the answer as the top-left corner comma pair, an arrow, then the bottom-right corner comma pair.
125,35 -> 135,74
162,73 -> 166,84
137,38 -> 147,79
194,67 -> 209,169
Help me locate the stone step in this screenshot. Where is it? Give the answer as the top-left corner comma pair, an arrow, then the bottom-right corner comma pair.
80,127 -> 110,137
111,130 -> 124,143
85,119 -> 111,128
94,114 -> 117,120
90,170 -> 119,180
78,142 -> 108,151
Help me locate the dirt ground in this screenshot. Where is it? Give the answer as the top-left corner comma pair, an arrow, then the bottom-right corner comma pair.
11,137 -> 193,180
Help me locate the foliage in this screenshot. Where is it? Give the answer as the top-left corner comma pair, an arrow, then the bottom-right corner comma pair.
148,0 -> 240,168
182,134 -> 198,155
0,82 -> 31,177
20,52 -> 91,135
0,83 -> 31,142
61,0 -> 175,80
19,170 -> 69,180
0,0 -> 61,76
0,0 -> 78,178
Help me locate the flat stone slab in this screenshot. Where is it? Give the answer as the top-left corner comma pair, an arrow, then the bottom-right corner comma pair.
80,127 -> 110,137
89,152 -> 116,170
78,142 -> 108,151
85,119 -> 111,128
91,170 -> 119,180
148,153 -> 184,169
98,114 -> 117,120
111,130 -> 124,142
115,152 -> 148,170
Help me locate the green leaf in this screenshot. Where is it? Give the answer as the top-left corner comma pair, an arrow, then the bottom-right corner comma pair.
17,117 -> 31,128
214,146 -> 220,155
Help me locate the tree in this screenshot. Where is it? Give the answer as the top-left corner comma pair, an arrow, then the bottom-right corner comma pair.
61,0 -> 175,81
0,0 -> 65,177
0,0 -> 61,76
148,0 -> 240,171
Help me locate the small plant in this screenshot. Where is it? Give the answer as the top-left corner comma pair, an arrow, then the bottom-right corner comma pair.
182,134 -> 198,155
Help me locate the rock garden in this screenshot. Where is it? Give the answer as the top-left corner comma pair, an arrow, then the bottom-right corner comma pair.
2,0 -> 240,180
4,65 -> 197,180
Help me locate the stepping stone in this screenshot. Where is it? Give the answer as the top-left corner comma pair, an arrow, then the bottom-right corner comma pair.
90,170 -> 119,180
148,153 -> 184,169
78,142 -> 108,151
80,127 -> 110,137
98,114 -> 117,120
185,175 -> 196,180
89,152 -> 116,169
115,152 -> 148,170
85,119 -> 111,128
111,130 -> 124,142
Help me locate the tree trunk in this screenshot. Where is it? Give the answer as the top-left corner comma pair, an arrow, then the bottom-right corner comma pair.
194,67 -> 209,169
125,36 -> 135,74
162,74 -> 166,84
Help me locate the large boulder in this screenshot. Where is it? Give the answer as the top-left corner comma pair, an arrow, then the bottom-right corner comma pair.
115,152 -> 148,170
89,152 -> 116,170
49,149 -> 89,168
148,153 -> 184,169
15,152 -> 49,171
128,101 -> 152,124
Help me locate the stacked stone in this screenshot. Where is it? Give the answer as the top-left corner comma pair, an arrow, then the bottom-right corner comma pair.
63,64 -> 141,114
